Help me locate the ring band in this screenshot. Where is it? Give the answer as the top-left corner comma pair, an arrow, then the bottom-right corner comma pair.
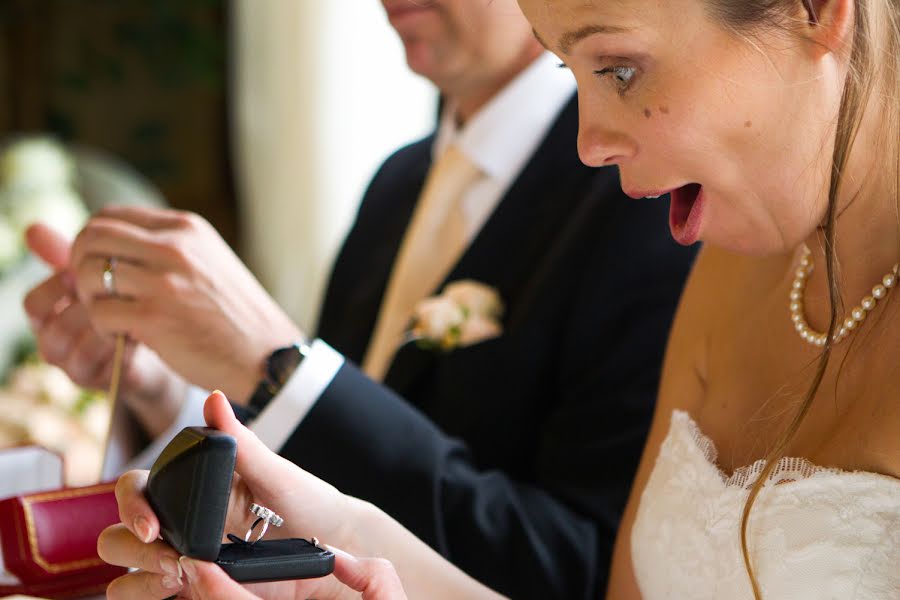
244,503 -> 284,544
102,258 -> 117,295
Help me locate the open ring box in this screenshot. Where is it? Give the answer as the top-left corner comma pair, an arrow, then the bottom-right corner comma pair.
146,426 -> 335,583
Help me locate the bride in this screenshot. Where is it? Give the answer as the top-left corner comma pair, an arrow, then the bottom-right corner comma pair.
100,0 -> 898,598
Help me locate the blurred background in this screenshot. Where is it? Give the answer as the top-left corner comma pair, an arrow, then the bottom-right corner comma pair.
0,0 -> 436,484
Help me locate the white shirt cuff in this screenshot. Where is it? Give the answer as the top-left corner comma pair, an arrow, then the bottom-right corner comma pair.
111,385 -> 208,475
250,339 -> 344,451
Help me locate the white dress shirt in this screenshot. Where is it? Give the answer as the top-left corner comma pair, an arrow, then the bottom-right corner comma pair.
104,53 -> 575,472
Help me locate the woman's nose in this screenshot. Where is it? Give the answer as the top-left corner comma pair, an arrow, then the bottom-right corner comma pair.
577,121 -> 635,168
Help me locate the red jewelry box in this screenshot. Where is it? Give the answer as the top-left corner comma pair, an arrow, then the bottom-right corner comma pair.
0,447 -> 126,599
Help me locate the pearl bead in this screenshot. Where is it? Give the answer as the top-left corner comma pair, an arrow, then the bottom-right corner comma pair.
789,252 -> 895,347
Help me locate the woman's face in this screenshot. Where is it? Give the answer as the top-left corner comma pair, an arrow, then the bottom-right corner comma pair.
519,0 -> 845,254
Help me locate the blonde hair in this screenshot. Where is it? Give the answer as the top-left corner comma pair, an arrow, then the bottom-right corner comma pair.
707,1 -> 900,598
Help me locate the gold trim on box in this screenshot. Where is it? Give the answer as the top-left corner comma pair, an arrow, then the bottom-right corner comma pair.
17,483 -> 116,574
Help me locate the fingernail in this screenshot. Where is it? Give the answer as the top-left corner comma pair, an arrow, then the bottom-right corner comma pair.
134,516 -> 153,543
179,556 -> 197,582
160,555 -> 181,578
161,575 -> 183,591
324,544 -> 356,562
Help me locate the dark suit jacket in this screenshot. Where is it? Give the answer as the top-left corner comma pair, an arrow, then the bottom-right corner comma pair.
280,96 -> 698,599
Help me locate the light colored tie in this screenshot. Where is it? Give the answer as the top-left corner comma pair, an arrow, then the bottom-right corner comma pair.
362,145 -> 482,381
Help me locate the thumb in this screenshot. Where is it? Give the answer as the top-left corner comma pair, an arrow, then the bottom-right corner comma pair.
25,223 -> 71,269
328,546 -> 407,599
179,557 -> 260,600
202,391 -> 299,496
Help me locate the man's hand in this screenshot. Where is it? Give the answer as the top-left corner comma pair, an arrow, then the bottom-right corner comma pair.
68,205 -> 304,403
23,223 -> 187,437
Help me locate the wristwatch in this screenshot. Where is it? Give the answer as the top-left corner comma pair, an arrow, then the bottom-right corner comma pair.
246,340 -> 311,418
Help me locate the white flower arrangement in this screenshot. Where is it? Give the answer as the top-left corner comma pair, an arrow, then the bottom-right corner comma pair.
410,280 -> 505,351
0,359 -> 110,487
0,137 -> 90,273
0,137 -> 103,486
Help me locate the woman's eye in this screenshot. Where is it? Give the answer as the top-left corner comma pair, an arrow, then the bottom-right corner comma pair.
594,66 -> 637,92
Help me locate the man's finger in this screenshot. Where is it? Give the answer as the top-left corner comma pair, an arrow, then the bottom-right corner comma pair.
180,557 -> 260,600
96,204 -> 196,230
25,222 -> 71,269
23,271 -> 74,326
70,217 -> 178,273
74,255 -> 153,301
114,470 -> 159,543
82,295 -> 150,338
105,569 -> 185,600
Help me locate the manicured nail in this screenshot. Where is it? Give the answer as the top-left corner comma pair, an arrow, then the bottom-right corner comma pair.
160,555 -> 181,578
179,556 -> 197,582
161,575 -> 183,591
324,544 -> 356,562
134,516 -> 153,543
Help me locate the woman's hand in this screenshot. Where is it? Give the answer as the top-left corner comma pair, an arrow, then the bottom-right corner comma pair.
99,391 -> 406,599
23,223 -> 188,437
68,205 -> 304,402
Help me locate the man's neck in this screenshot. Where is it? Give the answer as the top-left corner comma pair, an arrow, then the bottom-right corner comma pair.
450,47 -> 544,126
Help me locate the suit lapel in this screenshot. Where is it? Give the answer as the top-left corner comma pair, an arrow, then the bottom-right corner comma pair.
385,95 -> 597,394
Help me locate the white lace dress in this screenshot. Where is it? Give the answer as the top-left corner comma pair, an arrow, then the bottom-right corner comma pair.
631,411 -> 900,599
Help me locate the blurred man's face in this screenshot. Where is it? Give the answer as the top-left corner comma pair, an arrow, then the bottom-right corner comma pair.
381,0 -> 540,97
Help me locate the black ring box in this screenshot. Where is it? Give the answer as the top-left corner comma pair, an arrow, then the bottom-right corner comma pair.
146,427 -> 335,582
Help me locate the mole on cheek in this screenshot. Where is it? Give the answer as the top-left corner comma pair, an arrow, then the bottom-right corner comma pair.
644,108 -> 652,118
744,121 -> 752,128
659,106 -> 670,114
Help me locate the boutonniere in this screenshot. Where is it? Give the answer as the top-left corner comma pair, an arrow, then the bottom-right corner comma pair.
409,280 -> 505,351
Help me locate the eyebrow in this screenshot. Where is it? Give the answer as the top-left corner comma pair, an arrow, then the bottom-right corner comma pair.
534,24 -> 629,55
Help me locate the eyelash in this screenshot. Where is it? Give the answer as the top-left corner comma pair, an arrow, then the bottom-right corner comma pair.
557,62 -> 638,95
594,66 -> 637,94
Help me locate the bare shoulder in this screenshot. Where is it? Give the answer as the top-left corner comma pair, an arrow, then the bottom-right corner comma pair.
658,244 -> 755,392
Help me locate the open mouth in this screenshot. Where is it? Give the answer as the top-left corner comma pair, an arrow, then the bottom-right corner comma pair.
669,183 -> 704,245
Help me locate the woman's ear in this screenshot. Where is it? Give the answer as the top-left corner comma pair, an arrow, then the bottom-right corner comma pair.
802,0 -> 854,55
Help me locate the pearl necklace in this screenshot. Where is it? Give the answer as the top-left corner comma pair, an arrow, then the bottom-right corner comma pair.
790,247 -> 899,346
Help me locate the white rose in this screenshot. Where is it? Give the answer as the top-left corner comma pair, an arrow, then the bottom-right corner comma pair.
9,362 -> 82,410
457,314 -> 503,347
25,405 -> 74,450
443,280 -> 504,318
0,138 -> 73,192
412,296 -> 465,345
6,186 -> 88,239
